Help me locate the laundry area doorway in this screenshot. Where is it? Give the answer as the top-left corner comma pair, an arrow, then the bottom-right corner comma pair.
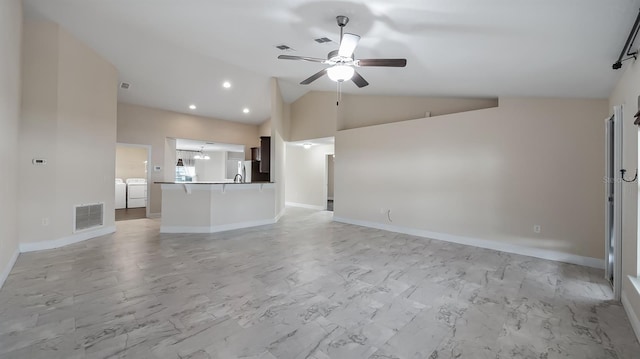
115,143 -> 151,221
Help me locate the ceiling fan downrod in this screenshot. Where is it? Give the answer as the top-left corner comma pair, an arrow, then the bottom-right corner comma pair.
336,15 -> 349,44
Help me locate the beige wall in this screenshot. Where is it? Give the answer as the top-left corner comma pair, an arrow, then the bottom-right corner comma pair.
609,58 -> 640,335
289,91 -> 338,141
258,118 -> 271,137
0,0 -> 22,284
289,91 -> 499,141
117,103 -> 260,214
285,143 -> 335,208
335,97 -> 607,261
20,19 -> 118,245
116,145 -> 148,180
338,94 -> 498,130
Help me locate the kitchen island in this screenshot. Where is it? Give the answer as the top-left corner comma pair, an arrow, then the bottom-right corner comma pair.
157,182 -> 276,233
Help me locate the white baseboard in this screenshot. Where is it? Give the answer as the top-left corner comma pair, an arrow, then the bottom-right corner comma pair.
333,217 -> 604,269
0,249 -> 19,289
19,226 -> 116,253
161,218 -> 276,234
286,202 -> 325,210
148,213 -> 161,219
622,279 -> 640,344
275,208 -> 285,222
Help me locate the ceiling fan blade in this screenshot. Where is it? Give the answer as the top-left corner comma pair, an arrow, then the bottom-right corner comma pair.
351,71 -> 369,88
278,55 -> 326,63
300,68 -> 328,85
357,58 -> 407,67
338,33 -> 360,57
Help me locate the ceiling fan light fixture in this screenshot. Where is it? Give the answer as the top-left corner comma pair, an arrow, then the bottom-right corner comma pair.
327,65 -> 354,82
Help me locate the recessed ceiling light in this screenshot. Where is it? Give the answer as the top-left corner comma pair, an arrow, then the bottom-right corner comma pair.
243,108 -> 250,114
303,143 -> 312,149
189,104 -> 196,110
222,81 -> 231,89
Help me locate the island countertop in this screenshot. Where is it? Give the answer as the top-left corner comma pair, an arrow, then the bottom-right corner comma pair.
154,181 -> 274,184
158,182 -> 277,233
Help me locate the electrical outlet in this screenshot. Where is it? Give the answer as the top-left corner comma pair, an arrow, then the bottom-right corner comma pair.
533,225 -> 541,233
42,217 -> 49,226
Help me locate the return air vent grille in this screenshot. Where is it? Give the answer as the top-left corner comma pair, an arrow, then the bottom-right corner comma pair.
74,203 -> 104,232
119,82 -> 130,90
314,37 -> 332,44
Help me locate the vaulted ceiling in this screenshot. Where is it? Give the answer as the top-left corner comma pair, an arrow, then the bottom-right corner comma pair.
24,0 -> 640,124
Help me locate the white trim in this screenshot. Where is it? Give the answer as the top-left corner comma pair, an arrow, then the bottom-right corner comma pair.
160,218 -> 276,234
621,285 -> 640,344
286,202 -> 325,210
333,217 -> 604,269
0,249 -> 19,289
148,213 -> 161,219
612,105 -> 624,300
275,207 -> 285,222
20,226 -> 116,252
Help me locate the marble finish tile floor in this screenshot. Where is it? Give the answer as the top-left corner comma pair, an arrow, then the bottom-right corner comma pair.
1,208 -> 639,358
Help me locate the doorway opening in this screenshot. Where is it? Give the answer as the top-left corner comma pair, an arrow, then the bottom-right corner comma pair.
327,154 -> 335,212
115,143 -> 151,221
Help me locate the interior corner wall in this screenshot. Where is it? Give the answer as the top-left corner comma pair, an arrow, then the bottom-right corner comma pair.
116,103 -> 260,215
285,144 -> 335,208
337,94 -> 498,130
0,0 -> 22,286
335,97 -> 608,263
270,78 -> 288,216
289,91 -> 337,141
259,119 -> 272,137
19,19 -> 118,247
609,58 -> 640,338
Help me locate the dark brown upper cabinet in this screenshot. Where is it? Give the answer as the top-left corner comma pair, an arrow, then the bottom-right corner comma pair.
260,136 -> 270,173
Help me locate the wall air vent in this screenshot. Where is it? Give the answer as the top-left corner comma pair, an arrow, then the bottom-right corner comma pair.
275,44 -> 291,51
74,203 -> 104,232
314,37 -> 332,44
119,82 -> 131,90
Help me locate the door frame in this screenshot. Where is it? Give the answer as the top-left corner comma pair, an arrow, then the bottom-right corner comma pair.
116,142 -> 153,219
605,106 -> 623,300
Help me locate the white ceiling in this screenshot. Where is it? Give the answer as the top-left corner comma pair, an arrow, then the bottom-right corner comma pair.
24,0 -> 640,125
175,138 -> 245,153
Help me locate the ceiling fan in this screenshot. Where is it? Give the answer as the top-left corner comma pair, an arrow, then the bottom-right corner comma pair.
278,15 -> 407,88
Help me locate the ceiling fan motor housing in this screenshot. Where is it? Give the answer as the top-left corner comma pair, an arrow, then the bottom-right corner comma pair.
276,14 -> 406,88
336,15 -> 349,27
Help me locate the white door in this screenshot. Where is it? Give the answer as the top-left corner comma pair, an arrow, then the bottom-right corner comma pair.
605,106 -> 623,300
